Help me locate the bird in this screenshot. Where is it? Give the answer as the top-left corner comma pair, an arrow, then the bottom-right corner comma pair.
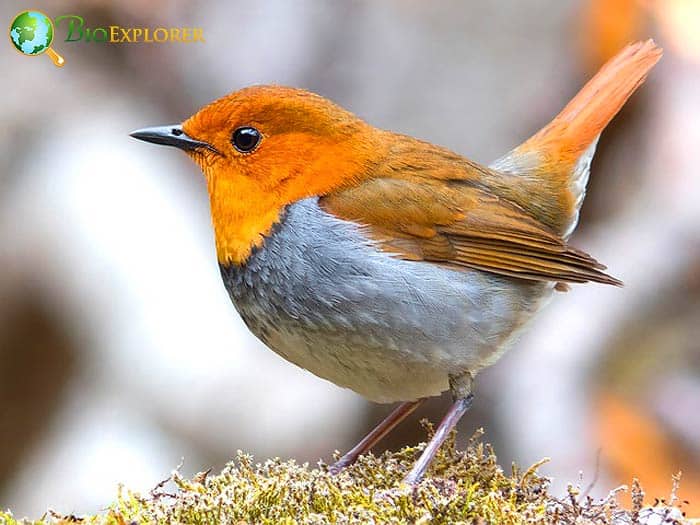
130,40 -> 661,484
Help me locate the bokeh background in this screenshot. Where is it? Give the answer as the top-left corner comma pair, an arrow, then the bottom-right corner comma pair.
2,0 -> 699,518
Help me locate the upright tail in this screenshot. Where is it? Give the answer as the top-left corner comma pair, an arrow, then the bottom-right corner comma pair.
491,39 -> 662,237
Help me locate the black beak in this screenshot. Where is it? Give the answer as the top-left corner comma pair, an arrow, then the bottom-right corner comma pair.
129,125 -> 219,154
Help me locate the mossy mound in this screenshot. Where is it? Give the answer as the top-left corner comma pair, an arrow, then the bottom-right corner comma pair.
0,430 -> 690,524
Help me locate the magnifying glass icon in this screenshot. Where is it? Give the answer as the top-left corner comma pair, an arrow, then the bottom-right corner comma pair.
9,10 -> 65,67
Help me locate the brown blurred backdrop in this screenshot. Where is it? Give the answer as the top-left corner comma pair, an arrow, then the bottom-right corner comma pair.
1,0 -> 699,517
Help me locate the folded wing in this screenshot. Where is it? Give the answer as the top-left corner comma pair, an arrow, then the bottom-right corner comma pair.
320,174 -> 622,286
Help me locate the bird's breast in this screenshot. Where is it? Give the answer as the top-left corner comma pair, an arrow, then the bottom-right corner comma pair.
219,198 -> 551,402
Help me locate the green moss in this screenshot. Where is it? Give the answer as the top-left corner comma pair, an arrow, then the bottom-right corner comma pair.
0,429 -> 690,524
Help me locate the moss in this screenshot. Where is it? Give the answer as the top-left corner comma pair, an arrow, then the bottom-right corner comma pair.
0,429 -> 691,524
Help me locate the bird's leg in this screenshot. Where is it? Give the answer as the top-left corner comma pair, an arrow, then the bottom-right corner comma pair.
329,399 -> 425,474
403,372 -> 474,485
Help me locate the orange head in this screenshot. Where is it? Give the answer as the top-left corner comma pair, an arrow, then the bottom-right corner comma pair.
131,85 -> 388,265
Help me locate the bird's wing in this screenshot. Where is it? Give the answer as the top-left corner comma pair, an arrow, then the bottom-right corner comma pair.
319,175 -> 621,286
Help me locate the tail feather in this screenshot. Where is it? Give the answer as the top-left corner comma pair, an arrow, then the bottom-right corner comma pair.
491,39 -> 662,236
518,39 -> 662,162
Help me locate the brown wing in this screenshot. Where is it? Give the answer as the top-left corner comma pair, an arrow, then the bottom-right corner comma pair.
319,176 -> 622,286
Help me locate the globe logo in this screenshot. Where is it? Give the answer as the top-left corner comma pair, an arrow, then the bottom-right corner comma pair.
9,10 -> 65,66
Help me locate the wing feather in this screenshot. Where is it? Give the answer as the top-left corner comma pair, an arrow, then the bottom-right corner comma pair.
319,174 -> 621,286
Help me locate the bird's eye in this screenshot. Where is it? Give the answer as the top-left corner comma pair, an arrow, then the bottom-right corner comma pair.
231,126 -> 261,153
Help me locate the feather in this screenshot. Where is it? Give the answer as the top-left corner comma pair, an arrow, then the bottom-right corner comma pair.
320,166 -> 622,286
490,39 -> 662,234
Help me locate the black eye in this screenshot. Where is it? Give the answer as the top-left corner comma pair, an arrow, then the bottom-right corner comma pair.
231,126 -> 261,153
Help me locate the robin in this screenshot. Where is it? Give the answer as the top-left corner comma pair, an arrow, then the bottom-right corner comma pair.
131,40 -> 661,484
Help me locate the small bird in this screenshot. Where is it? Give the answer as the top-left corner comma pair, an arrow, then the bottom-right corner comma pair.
131,40 -> 661,484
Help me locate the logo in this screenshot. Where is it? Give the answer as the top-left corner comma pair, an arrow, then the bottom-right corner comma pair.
9,10 -> 65,66
56,16 -> 205,44
10,10 -> 205,67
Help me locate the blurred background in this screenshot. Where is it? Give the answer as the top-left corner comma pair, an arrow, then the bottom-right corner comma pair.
1,0 -> 699,518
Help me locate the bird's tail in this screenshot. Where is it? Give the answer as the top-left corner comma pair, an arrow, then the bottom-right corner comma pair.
490,39 -> 662,237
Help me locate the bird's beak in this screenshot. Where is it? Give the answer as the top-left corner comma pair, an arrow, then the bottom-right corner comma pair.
129,125 -> 219,154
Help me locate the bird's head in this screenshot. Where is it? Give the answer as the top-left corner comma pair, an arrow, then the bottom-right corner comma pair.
131,85 -> 387,266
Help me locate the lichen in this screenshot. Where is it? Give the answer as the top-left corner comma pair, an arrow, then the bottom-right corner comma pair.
0,429 -> 691,524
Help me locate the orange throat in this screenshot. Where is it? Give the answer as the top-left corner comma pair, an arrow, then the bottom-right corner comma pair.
206,174 -> 284,267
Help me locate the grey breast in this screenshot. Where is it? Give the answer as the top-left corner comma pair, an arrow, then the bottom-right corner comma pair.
219,198 -> 549,402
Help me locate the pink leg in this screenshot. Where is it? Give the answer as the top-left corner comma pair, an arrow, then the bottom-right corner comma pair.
403,393 -> 474,485
329,399 -> 425,474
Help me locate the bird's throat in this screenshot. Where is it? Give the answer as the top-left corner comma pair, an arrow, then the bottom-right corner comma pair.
207,176 -> 283,267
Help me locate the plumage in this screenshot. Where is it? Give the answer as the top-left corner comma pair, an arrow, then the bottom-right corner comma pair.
319,142 -> 622,285
492,39 -> 662,234
219,198 -> 550,403
130,39 -> 661,483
